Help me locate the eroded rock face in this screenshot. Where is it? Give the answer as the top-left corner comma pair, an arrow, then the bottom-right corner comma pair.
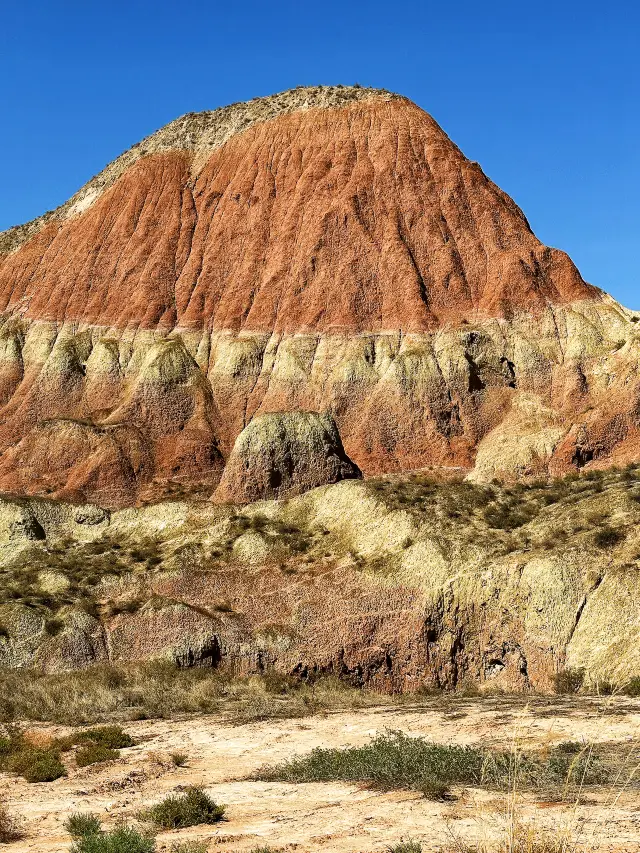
0,85 -> 637,505
214,412 -> 361,503
1,473 -> 639,690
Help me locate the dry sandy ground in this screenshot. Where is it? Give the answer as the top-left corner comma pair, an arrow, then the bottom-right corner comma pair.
2,696 -> 639,853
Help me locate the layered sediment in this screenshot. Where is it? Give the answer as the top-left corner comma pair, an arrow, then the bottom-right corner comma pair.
0,86 -> 637,506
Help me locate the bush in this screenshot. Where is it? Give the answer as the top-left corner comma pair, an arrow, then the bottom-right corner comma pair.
553,667 -> 585,694
593,526 -> 626,549
170,751 -> 187,767
623,676 -> 640,697
254,730 -> 608,795
143,786 -> 225,829
64,813 -> 102,839
76,743 -> 120,767
255,731 -> 488,792
6,746 -> 66,782
70,823 -> 155,853
0,805 -> 23,842
76,726 -> 134,749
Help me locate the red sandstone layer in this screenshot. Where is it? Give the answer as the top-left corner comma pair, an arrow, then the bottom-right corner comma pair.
0,96 -> 597,334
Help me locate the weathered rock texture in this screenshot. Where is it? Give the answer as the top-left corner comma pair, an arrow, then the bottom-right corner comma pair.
2,470 -> 639,691
214,412 -> 361,503
0,85 -> 638,505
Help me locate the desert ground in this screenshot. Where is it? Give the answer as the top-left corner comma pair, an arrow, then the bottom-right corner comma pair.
2,695 -> 639,853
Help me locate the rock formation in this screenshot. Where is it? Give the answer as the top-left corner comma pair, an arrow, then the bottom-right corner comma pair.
0,85 -> 638,506
214,412 -> 361,503
2,468 -> 640,691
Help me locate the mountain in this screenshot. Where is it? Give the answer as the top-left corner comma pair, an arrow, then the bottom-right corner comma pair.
1,86 -> 639,690
0,84 -> 637,511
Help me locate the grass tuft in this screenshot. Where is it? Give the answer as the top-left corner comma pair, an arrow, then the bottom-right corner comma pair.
64,813 -> 102,839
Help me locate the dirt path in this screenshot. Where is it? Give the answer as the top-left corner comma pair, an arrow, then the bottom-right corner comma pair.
2,697 -> 640,852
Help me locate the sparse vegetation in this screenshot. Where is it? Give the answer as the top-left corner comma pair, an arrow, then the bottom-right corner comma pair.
254,730 -> 613,797
552,668 -> 585,695
75,742 -> 120,767
0,663 -> 385,725
64,813 -> 102,839
0,805 -> 23,843
170,750 -> 187,767
69,823 -> 155,853
168,843 -> 209,853
593,526 -> 626,548
0,727 -> 66,782
386,843 -> 422,853
142,786 -> 225,828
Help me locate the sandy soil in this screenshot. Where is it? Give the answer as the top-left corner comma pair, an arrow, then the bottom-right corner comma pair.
2,696 -> 639,852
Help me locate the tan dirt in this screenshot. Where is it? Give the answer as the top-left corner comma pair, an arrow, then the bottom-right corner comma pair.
2,697 -> 639,852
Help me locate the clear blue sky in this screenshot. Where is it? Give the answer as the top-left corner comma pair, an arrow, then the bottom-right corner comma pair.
1,1 -> 638,307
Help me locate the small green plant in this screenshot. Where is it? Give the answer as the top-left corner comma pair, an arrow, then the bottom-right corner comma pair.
170,751 -> 188,767
552,667 -> 585,694
76,726 -> 134,749
6,746 -> 66,782
76,743 -> 120,767
70,823 -> 155,853
143,787 -> 225,829
386,842 -> 422,853
64,813 -> 102,839
0,805 -> 23,842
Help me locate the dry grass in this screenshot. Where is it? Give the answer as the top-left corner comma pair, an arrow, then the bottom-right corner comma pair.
0,805 -> 24,843
0,662 -> 394,726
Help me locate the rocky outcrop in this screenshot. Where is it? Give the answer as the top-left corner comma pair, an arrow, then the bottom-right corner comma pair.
0,85 -> 637,505
1,470 -> 639,691
214,411 -> 360,503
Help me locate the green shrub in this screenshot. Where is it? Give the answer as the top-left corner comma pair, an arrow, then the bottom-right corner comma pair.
76,726 -> 134,749
255,730 -> 487,792
143,786 -> 225,829
553,741 -> 583,755
76,743 -> 120,767
553,667 -> 585,694
254,730 -> 608,795
70,823 -> 155,853
170,751 -> 187,767
64,813 -> 102,839
6,746 -> 66,782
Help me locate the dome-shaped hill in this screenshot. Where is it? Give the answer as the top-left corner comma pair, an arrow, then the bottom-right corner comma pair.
0,86 -> 636,506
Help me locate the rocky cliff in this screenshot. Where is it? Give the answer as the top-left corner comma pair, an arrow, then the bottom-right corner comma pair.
1,468 -> 639,691
1,85 -> 637,507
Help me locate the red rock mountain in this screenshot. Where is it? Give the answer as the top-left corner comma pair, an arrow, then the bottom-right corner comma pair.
0,86 -> 637,506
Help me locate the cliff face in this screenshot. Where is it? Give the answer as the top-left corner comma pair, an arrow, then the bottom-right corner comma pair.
0,86 -> 637,507
2,470 -> 640,692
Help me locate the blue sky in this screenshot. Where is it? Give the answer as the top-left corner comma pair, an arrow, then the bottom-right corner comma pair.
1,1 -> 638,307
